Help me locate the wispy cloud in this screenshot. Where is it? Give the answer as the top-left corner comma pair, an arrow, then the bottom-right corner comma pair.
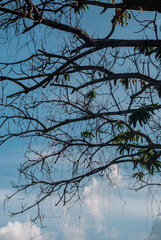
62,215 -> 85,240
149,214 -> 161,240
83,178 -> 109,221
109,226 -> 120,239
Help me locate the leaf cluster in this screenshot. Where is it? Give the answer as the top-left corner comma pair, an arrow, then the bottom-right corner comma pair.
134,46 -> 154,55
128,104 -> 158,127
114,124 -> 161,177
74,1 -> 89,14
81,130 -> 95,140
114,8 -> 131,27
119,78 -> 129,90
133,149 -> 161,176
86,90 -> 96,100
113,128 -> 142,155
134,46 -> 161,61
114,78 -> 137,89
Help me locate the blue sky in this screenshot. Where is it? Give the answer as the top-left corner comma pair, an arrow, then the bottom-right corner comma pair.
0,3 -> 161,240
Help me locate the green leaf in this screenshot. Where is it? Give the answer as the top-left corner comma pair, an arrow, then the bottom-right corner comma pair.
134,46 -> 154,55
132,172 -> 145,180
128,104 -> 158,127
86,90 -> 96,100
75,3 -> 89,14
133,149 -> 161,176
63,72 -> 70,81
81,130 -> 95,140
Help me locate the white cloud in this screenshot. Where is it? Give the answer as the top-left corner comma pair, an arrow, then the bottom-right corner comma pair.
0,177 -> 155,240
63,216 -> 85,240
0,221 -> 46,240
102,164 -> 122,187
83,178 -> 109,220
149,214 -> 161,240
82,168 -> 151,225
109,164 -> 121,183
109,226 -> 120,239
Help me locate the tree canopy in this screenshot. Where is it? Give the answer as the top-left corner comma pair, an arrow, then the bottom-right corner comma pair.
0,0 -> 161,222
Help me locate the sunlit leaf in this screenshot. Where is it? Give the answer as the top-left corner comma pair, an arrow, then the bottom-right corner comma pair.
139,6 -> 143,13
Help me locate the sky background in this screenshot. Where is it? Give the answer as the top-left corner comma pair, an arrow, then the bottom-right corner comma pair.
0,3 -> 161,240
0,141 -> 161,240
